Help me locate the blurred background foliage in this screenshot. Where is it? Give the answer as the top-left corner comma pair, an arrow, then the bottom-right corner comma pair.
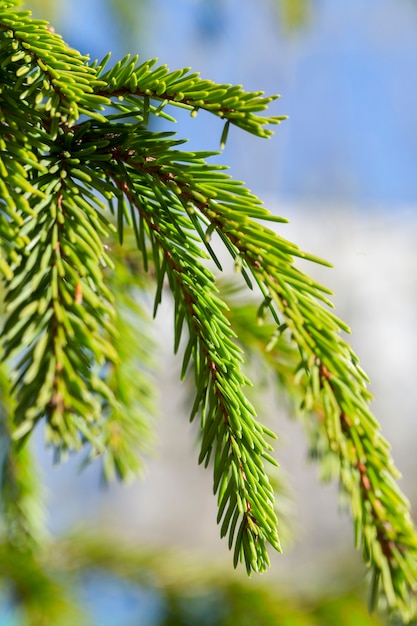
5,0 -> 417,624
0,534 -> 398,625
24,0 -> 311,35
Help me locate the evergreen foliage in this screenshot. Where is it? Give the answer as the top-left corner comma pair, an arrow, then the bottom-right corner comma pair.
0,0 -> 416,621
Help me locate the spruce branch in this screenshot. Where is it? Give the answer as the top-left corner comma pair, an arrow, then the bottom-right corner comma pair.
95,53 -> 286,140
0,2 -> 416,619
222,286 -> 417,618
2,172 -> 118,453
92,118 -> 417,607
101,162 -> 281,573
195,197 -> 417,616
0,2 -> 109,129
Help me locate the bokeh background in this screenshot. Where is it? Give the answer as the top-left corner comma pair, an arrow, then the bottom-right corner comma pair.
13,1 -> 417,623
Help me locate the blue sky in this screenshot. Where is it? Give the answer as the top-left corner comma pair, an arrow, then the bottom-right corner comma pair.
56,0 -> 417,210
